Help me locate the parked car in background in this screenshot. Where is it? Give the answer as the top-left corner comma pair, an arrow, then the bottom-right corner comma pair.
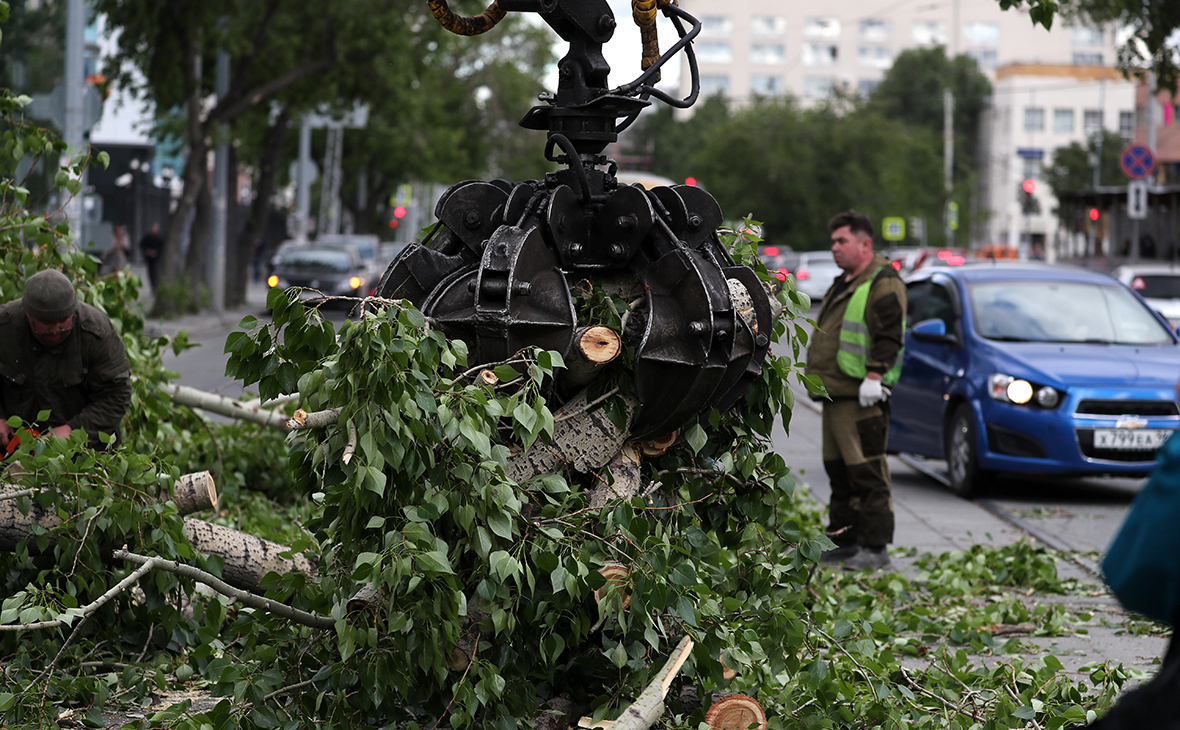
791,251 -> 843,304
319,233 -> 380,268
909,247 -> 968,272
1112,263 -> 1180,329
757,245 -> 797,281
267,243 -> 375,308
889,263 -> 1180,497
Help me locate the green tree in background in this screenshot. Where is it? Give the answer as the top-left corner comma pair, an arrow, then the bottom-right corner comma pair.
690,99 -> 945,251
1044,129 -> 1127,195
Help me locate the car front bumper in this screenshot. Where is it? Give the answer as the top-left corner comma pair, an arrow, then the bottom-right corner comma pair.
974,386 -> 1179,476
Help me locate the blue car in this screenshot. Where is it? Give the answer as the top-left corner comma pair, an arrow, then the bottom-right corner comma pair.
888,262 -> 1180,497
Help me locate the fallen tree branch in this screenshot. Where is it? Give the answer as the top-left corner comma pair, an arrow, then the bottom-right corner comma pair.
1,473 -> 218,552
577,634 -> 694,730
0,561 -> 154,632
160,383 -> 289,428
113,548 -> 335,629
287,407 -> 342,430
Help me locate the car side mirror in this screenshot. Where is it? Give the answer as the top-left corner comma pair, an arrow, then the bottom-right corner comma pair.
910,317 -> 958,345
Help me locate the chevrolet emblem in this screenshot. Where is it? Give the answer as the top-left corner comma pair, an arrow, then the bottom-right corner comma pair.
1115,417 -> 1148,430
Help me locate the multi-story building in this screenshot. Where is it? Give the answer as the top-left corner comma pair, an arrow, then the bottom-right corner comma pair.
980,64 -> 1135,257
675,0 -> 1121,105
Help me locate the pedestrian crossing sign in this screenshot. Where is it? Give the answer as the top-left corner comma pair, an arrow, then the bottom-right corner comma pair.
882,217 -> 905,241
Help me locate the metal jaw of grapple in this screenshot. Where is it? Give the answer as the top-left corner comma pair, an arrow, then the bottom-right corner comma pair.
376,0 -> 774,442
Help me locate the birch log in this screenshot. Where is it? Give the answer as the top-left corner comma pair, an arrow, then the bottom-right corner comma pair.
577,635 -> 694,730
0,472 -> 219,551
590,445 -> 641,509
505,389 -> 637,483
562,326 -> 622,390
182,518 -> 316,590
161,383 -> 289,428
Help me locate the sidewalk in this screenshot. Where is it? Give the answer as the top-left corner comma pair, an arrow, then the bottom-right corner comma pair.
776,393 -> 1170,680
130,262 -> 273,339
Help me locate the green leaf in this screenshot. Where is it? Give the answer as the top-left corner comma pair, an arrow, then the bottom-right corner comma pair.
415,550 -> 454,574
685,423 -> 707,454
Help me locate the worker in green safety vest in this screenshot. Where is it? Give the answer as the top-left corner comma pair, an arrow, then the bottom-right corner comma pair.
804,210 -> 907,572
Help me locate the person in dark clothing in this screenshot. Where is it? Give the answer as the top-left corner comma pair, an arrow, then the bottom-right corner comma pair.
0,270 -> 132,451
138,222 -> 164,291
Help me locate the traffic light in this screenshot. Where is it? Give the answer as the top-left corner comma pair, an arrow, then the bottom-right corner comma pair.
393,205 -> 407,219
1089,208 -> 1100,221
1018,180 -> 1040,215
684,177 -> 697,186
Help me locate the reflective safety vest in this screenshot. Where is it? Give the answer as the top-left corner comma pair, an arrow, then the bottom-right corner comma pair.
836,266 -> 905,386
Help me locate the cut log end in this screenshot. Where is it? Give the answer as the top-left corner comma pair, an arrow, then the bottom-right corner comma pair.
579,326 -> 622,364
172,471 -> 218,514
705,694 -> 766,730
639,430 -> 678,457
593,563 -> 632,610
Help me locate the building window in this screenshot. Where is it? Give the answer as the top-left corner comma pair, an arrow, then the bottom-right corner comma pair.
912,20 -> 947,45
804,17 -> 841,38
1072,52 -> 1104,65
700,15 -> 732,36
966,49 -> 997,70
803,76 -> 836,99
696,42 -> 732,64
750,75 -> 785,96
1072,26 -> 1103,47
1084,109 -> 1104,135
751,16 -> 785,36
700,74 -> 730,97
1022,157 -> 1042,182
1024,107 -> 1045,132
1120,110 -> 1135,139
963,22 -> 999,46
1053,108 -> 1075,133
858,78 -> 881,96
859,19 -> 891,42
750,43 -> 786,65
858,45 -> 892,69
802,43 -> 838,66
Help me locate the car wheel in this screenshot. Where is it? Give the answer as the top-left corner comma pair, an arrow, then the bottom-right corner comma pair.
944,404 -> 990,499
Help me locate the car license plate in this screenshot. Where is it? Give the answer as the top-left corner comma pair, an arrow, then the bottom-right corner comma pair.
1092,428 -> 1171,450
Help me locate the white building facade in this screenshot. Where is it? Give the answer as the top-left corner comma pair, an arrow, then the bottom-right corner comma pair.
675,0 -> 1121,106
980,64 -> 1134,256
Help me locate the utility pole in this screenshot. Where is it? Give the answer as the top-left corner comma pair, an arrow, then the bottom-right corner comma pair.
208,47 -> 229,313
63,0 -> 85,248
943,88 -> 954,246
295,119 -> 312,244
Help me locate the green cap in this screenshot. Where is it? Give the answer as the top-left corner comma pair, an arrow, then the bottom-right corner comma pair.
24,269 -> 77,321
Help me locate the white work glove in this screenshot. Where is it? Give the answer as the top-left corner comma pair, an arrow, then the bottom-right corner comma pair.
858,377 -> 890,408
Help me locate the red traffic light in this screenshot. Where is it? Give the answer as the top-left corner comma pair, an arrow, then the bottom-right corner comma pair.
684,177 -> 697,186
1089,208 -> 1100,221
393,205 -> 407,219
1022,179 -> 1036,194
388,219 -> 399,229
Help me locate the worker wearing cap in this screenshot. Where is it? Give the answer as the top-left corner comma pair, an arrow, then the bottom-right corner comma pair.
0,270 -> 132,450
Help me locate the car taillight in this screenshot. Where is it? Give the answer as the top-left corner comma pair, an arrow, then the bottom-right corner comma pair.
1132,277 -> 1146,290
891,260 -> 901,270
797,269 -> 809,280
937,250 -> 952,260
946,255 -> 966,265
764,246 -> 779,256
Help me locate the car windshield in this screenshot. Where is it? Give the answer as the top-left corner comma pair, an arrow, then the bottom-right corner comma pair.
969,280 -> 1175,345
278,248 -> 353,272
1132,274 -> 1180,299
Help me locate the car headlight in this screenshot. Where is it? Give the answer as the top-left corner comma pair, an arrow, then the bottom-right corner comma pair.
988,373 -> 1060,408
267,275 -> 289,289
